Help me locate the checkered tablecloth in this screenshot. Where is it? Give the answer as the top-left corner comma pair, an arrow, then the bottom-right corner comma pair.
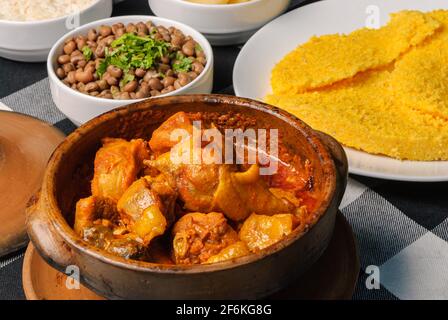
1,0 -> 447,300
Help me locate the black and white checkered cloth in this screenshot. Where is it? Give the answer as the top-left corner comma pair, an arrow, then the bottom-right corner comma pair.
1,0 -> 447,300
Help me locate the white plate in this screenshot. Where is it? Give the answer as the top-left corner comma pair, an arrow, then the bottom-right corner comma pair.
233,0 -> 448,182
0,102 -> 12,111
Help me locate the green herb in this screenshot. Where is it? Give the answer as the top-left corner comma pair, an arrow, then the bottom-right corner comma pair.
119,73 -> 135,89
97,33 -> 170,78
82,46 -> 93,61
97,59 -> 107,78
172,52 -> 193,73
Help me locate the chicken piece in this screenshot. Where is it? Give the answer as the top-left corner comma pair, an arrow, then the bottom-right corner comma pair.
149,112 -> 194,154
267,158 -> 313,191
172,212 -> 239,264
82,224 -> 144,260
211,165 -> 294,221
74,196 -> 118,235
92,138 -> 150,202
149,152 -> 293,221
117,176 -> 177,244
206,241 -> 250,264
106,237 -> 145,260
239,213 -> 299,251
147,151 -> 223,212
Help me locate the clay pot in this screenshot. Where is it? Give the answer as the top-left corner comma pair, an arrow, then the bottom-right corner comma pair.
26,94 -> 347,299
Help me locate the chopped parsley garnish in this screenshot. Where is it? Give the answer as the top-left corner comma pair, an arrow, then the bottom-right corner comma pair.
82,46 -> 93,61
97,33 -> 170,78
119,73 -> 135,89
172,52 -> 193,73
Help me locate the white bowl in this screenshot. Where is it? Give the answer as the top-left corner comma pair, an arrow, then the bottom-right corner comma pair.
0,0 -> 113,62
48,15 -> 214,126
149,0 -> 291,45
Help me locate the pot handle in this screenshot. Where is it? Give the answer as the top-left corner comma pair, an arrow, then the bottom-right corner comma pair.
26,192 -> 74,270
316,131 -> 348,207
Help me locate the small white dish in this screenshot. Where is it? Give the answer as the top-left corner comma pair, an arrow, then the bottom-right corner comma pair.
0,0 -> 113,62
149,0 -> 291,45
48,15 -> 214,126
233,0 -> 448,181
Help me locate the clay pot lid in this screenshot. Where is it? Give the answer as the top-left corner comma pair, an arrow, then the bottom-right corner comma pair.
0,110 -> 65,257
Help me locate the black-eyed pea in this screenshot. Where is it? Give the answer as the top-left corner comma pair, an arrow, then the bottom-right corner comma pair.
70,53 -> 84,65
107,65 -> 123,78
135,68 -> 146,78
101,35 -> 115,46
122,80 -> 138,93
153,33 -> 163,41
192,61 -> 204,74
150,90 -> 162,96
119,92 -> 131,100
166,69 -> 175,77
188,71 -> 198,80
171,34 -> 184,48
146,21 -> 153,30
161,86 -> 175,94
143,70 -> 158,82
64,41 -> 76,55
97,79 -> 108,90
148,78 -> 163,91
64,37 -> 74,44
77,82 -> 86,92
67,71 -> 77,84
196,49 -> 206,58
100,90 -> 113,99
85,82 -> 99,92
99,25 -> 112,37
77,60 -> 87,68
75,36 -> 86,50
63,63 -> 75,73
105,75 -> 118,86
95,44 -> 106,58
196,56 -> 206,65
56,68 -> 66,79
174,80 -> 182,90
75,69 -> 94,84
112,23 -> 124,35
58,54 -> 70,64
161,76 -> 176,88
182,40 -> 195,57
178,72 -> 192,86
87,29 -> 98,41
158,63 -> 170,73
126,23 -> 137,33
136,22 -> 148,35
87,40 -> 97,48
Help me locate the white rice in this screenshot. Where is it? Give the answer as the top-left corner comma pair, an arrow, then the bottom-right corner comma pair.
0,0 -> 96,21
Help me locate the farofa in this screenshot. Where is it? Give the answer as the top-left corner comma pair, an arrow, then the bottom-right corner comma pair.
267,10 -> 448,161
271,11 -> 441,94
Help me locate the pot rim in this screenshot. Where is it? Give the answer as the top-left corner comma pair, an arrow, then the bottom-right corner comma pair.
42,94 -> 338,274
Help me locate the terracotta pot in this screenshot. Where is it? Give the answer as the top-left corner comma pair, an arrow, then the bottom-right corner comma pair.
26,94 -> 347,300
